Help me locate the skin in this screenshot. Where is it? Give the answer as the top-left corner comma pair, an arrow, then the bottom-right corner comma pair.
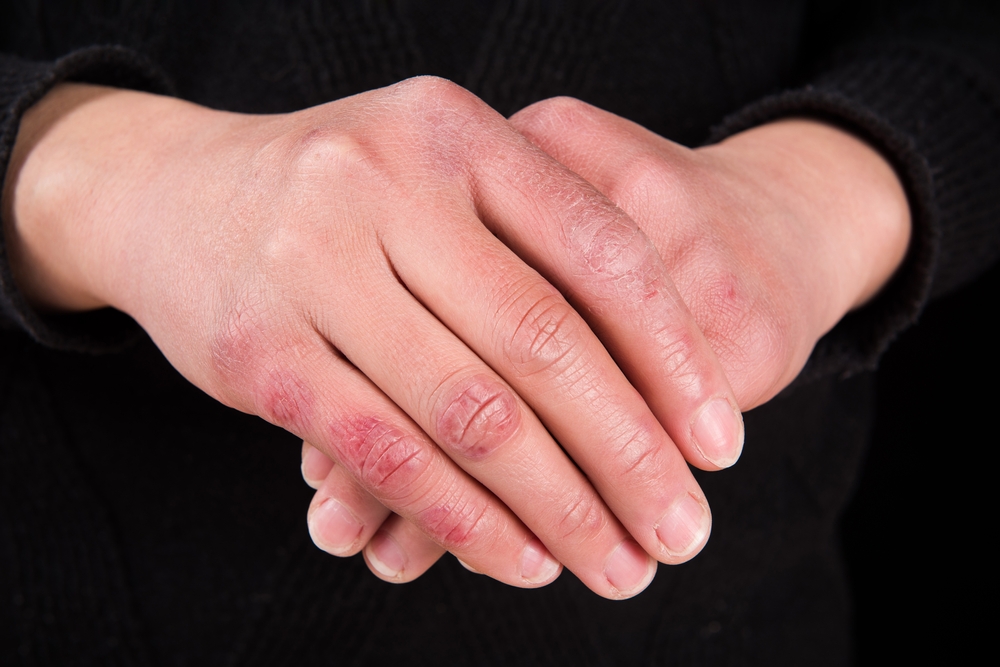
2,80 -> 752,600
301,98 -> 911,584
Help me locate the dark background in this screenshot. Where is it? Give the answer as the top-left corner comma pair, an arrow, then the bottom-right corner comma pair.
841,258 -> 998,663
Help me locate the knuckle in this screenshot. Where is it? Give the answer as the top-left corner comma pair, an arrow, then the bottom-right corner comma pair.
503,286 -> 587,378
691,267 -> 793,372
605,153 -> 672,212
652,323 -> 703,391
329,416 -> 431,502
392,75 -> 493,128
608,415 -> 667,481
417,491 -> 495,551
286,125 -> 376,183
208,301 -> 314,434
566,211 -> 667,306
434,374 -> 522,461
512,96 -> 599,135
553,491 -> 607,542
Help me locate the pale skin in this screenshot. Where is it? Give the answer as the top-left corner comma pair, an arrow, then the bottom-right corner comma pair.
302,99 -> 911,581
2,81 -> 909,597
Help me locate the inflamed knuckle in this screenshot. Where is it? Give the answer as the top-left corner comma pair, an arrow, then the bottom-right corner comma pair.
330,416 -> 430,501
208,299 -> 282,390
554,491 -> 606,542
569,214 -> 666,304
435,375 -> 522,461
505,290 -> 585,377
417,495 -> 493,551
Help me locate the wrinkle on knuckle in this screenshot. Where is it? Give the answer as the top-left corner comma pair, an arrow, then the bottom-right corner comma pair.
651,324 -> 703,393
329,416 -> 430,502
565,208 -> 667,306
554,490 -> 606,542
416,491 -> 494,551
503,287 -> 587,378
609,416 -> 666,481
435,374 -> 522,461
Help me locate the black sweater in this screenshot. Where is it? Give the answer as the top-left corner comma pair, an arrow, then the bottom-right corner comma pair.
2,1 -> 998,665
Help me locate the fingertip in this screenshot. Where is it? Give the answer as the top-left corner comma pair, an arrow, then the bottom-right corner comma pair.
602,538 -> 657,599
301,440 -> 334,489
518,537 -> 562,586
364,530 -> 408,582
307,496 -> 365,557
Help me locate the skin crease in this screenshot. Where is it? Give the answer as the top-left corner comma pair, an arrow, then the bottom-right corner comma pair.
2,83 -> 909,596
302,97 -> 911,584
2,79 -> 759,600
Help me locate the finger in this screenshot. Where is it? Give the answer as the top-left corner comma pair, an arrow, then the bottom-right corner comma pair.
497,105 -> 745,472
318,268 -> 655,597
222,328 -> 560,590
301,440 -> 335,489
306,454 -> 392,556
304,441 -> 487,582
364,513 -> 449,583
382,176 -> 713,564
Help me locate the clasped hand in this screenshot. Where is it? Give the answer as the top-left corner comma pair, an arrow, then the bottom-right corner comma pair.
3,78 -> 908,600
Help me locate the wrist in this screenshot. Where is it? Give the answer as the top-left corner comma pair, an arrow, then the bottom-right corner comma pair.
698,118 -> 911,332
1,83 -> 223,317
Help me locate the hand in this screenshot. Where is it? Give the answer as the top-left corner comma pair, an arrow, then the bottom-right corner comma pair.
301,98 -> 910,582
2,80 -> 744,598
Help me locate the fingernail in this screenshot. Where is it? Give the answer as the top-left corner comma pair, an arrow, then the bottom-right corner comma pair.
691,398 -> 744,467
603,539 -> 655,597
308,498 -> 363,555
656,493 -> 711,559
519,538 -> 561,584
367,531 -> 407,580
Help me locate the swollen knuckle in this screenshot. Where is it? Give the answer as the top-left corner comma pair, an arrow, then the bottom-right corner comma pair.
434,374 -> 522,461
330,417 -> 430,501
554,491 -> 606,542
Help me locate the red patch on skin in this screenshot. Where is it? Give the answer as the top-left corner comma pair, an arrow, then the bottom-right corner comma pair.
436,375 -> 521,460
258,368 -> 314,434
417,500 -> 487,550
329,416 -> 429,500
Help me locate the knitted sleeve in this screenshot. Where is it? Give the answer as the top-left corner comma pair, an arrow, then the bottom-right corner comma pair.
0,46 -> 171,352
710,2 -> 1000,382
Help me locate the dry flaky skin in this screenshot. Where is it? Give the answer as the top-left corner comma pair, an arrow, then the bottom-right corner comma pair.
3,78 -> 758,599
2,78 -> 909,597
305,99 -> 911,586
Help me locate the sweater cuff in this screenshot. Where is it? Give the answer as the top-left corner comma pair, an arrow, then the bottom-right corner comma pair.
709,41 -> 1000,382
1,46 -> 172,352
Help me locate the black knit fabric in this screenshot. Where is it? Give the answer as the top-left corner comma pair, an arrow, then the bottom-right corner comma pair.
1,1 -> 998,665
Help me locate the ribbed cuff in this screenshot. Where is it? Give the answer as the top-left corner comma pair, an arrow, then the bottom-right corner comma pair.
0,46 -> 172,352
709,40 -> 1000,382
